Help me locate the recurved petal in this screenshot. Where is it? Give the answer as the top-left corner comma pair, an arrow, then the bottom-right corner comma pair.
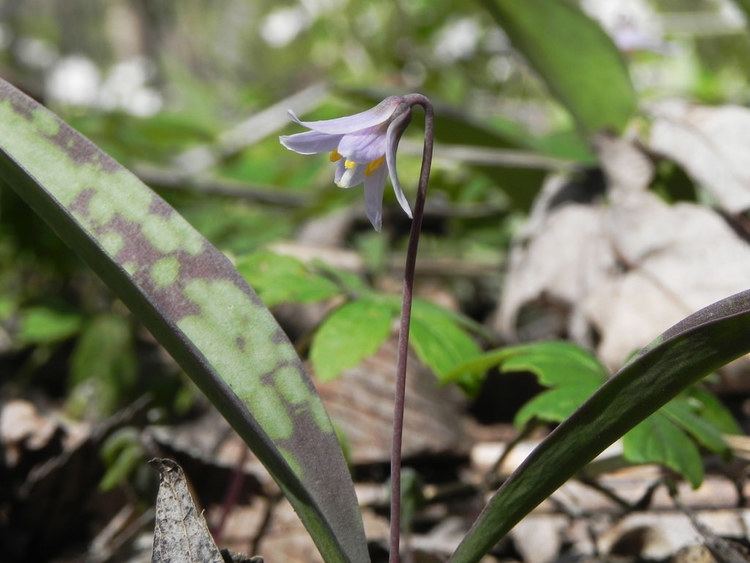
279,130 -> 343,155
363,164 -> 388,231
385,108 -> 413,218
288,96 -> 401,135
337,127 -> 387,163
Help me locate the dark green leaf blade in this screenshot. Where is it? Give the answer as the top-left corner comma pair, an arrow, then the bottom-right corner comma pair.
0,78 -> 367,563
482,0 -> 637,134
451,290 -> 750,563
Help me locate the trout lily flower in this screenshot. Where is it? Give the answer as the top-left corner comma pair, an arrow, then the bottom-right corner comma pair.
279,96 -> 413,231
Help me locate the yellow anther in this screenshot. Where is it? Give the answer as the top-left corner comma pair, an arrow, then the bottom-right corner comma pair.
344,159 -> 356,169
329,150 -> 342,162
365,156 -> 385,176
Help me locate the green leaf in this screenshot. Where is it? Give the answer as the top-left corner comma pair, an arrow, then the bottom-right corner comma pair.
685,386 -> 742,435
482,0 -> 637,134
237,250 -> 341,307
446,340 -> 606,395
0,78 -> 367,563
409,299 -> 481,389
69,314 -> 137,417
310,297 -> 393,381
450,290 -> 750,563
514,383 -> 599,428
18,305 -> 83,345
0,295 -> 15,321
662,398 -> 728,455
623,412 -> 704,488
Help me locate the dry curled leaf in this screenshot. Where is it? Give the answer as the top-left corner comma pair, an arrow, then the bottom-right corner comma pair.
151,458 -> 224,563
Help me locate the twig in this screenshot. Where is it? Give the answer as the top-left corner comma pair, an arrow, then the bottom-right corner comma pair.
390,93 -> 434,563
400,139 -> 574,170
211,447 -> 250,543
173,83 -> 329,175
135,164 -> 309,207
250,493 -> 282,556
483,422 -> 538,492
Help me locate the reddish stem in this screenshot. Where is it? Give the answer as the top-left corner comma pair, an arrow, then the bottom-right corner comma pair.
389,94 -> 434,563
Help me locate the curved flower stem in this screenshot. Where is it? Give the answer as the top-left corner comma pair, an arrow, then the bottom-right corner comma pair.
390,94 -> 434,563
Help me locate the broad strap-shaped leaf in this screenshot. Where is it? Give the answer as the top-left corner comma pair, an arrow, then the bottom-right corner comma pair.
482,0 -> 637,135
451,289 -> 750,563
0,78 -> 368,563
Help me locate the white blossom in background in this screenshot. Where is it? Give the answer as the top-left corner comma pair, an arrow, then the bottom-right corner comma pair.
261,0 -> 344,48
46,55 -> 101,106
433,17 -> 481,62
98,57 -> 162,117
45,54 -> 162,117
15,37 -> 57,70
261,7 -> 310,48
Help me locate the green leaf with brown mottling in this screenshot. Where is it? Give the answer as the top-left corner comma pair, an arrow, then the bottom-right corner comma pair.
0,78 -> 367,563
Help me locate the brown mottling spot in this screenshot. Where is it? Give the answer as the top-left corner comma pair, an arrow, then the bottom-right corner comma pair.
1,81 -> 35,120
236,336 -> 247,351
148,196 -> 174,218
69,187 -> 96,217
272,328 -> 288,345
48,125 -> 119,173
260,371 -> 275,386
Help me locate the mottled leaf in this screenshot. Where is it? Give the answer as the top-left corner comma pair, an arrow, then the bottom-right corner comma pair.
482,0 -> 637,134
451,290 -> 750,563
0,78 -> 367,563
310,297 -> 393,381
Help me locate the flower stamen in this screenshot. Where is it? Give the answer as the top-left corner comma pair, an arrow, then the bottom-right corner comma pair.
329,150 -> 342,162
344,159 -> 356,169
365,156 -> 385,177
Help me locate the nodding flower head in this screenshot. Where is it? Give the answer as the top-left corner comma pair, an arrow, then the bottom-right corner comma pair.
280,96 -> 413,231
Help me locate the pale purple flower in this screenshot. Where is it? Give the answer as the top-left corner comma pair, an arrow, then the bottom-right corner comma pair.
279,96 -> 413,231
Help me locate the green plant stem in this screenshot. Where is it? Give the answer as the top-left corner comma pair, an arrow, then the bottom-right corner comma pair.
390,94 -> 434,563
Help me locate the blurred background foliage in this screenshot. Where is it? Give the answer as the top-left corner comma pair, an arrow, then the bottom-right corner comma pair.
3,0 -> 750,493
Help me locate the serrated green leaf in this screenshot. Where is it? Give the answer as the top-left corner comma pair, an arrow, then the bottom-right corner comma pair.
237,250 -> 341,307
623,412 -> 704,488
409,299 -> 481,389
0,78 -> 367,563
686,386 -> 742,435
310,298 -> 393,381
18,305 -> 83,345
662,399 -> 728,455
451,290 -> 750,563
482,0 -> 637,134
446,340 -> 606,395
513,382 -> 600,428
